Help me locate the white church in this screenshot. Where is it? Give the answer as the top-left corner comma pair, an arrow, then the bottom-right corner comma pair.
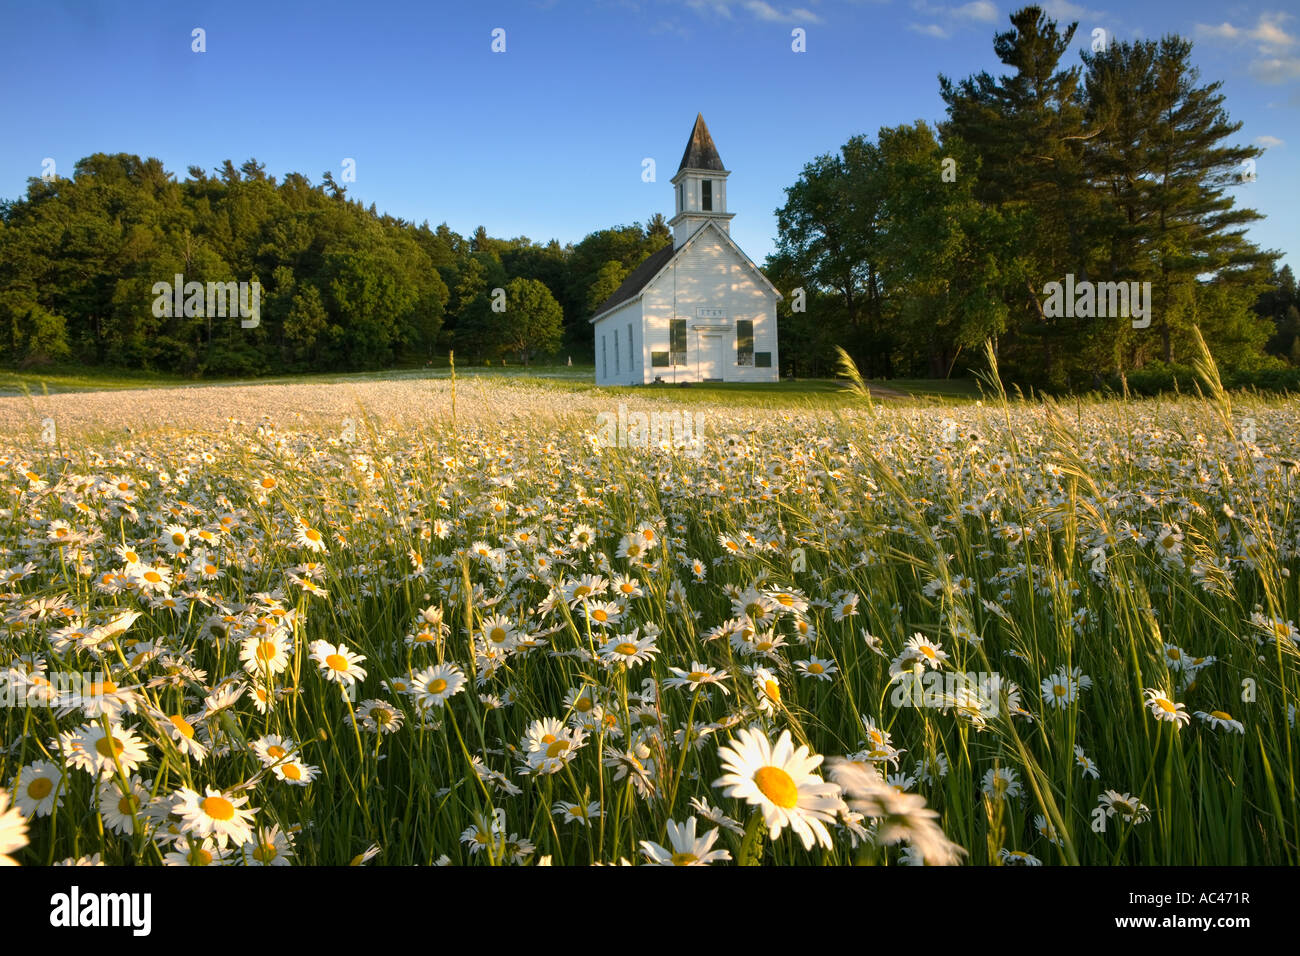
591,114 -> 781,385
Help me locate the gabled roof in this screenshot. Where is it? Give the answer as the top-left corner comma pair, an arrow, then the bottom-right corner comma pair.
678,113 -> 725,172
589,242 -> 676,320
590,221 -> 782,324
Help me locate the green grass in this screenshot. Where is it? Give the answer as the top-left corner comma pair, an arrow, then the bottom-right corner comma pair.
1,345 -> 1297,867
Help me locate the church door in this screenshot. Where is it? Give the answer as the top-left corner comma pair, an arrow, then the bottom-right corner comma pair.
698,333 -> 723,381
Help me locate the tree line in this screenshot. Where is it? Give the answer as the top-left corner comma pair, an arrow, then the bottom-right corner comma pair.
765,6 -> 1295,389
0,155 -> 670,376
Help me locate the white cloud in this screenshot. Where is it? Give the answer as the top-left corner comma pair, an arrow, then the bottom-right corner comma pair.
1036,0 -> 1106,20
1250,57 -> 1300,84
1195,22 -> 1240,42
742,0 -> 823,23
908,22 -> 951,38
1254,135 -> 1285,148
1196,13 -> 1299,85
954,0 -> 998,22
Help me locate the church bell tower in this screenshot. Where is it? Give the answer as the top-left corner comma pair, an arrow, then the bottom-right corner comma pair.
670,113 -> 736,249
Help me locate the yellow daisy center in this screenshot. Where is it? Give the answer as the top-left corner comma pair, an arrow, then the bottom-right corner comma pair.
282,764 -> 303,781
615,642 -> 638,656
94,736 -> 124,758
427,678 -> 447,694
170,714 -> 195,738
671,852 -> 698,865
754,766 -> 799,809
1210,710 -> 1233,721
256,641 -> 278,662
546,739 -> 570,758
202,796 -> 235,821
252,842 -> 278,863
267,745 -> 287,759
764,680 -> 780,702
27,777 -> 53,799
575,697 -> 594,712
325,653 -> 349,671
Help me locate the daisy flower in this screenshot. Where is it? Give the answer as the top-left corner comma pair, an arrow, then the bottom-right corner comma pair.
239,630 -> 290,677
11,760 -> 63,818
981,766 -> 1022,801
272,759 -> 318,786
639,816 -> 732,866
1143,687 -> 1191,728
584,600 -> 623,628
599,630 -> 659,667
1040,671 -> 1078,707
795,656 -> 838,681
904,633 -> 948,669
998,848 -> 1042,866
828,759 -> 965,865
159,711 -> 208,762
1194,709 -> 1245,733
688,796 -> 745,836
751,667 -> 783,715
251,734 -> 298,768
1098,790 -> 1150,825
309,640 -> 367,690
172,786 -> 258,848
65,722 -> 149,777
163,835 -> 230,867
357,699 -> 405,734
97,775 -> 150,836
0,792 -> 28,866
664,662 -> 731,694
1073,745 -> 1100,779
713,727 -> 844,850
553,801 -> 602,826
293,520 -> 328,553
244,825 -> 295,866
479,614 -> 519,652
411,663 -> 467,710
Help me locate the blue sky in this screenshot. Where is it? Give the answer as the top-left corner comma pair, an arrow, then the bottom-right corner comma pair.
2,0 -> 1296,271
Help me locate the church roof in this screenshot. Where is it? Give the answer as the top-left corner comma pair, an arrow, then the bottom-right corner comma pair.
590,221 -> 782,324
589,242 -> 676,319
678,113 -> 725,172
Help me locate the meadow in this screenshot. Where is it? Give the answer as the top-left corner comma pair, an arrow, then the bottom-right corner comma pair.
1,350 -> 1297,866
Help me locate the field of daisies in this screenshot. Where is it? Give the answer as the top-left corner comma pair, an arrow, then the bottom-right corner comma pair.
1,363 -> 1298,867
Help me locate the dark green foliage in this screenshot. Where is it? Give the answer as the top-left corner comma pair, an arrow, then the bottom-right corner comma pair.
768,5 -> 1286,390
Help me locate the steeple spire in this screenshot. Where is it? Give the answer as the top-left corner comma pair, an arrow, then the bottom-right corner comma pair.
670,114 -> 734,249
678,113 -> 725,172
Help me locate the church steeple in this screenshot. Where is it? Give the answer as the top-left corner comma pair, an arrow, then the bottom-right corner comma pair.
670,114 -> 735,249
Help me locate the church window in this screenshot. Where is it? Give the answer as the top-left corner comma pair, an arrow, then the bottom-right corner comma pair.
702,180 -> 712,211
736,320 -> 754,366
602,335 -> 607,378
614,330 -> 620,374
669,319 -> 686,366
